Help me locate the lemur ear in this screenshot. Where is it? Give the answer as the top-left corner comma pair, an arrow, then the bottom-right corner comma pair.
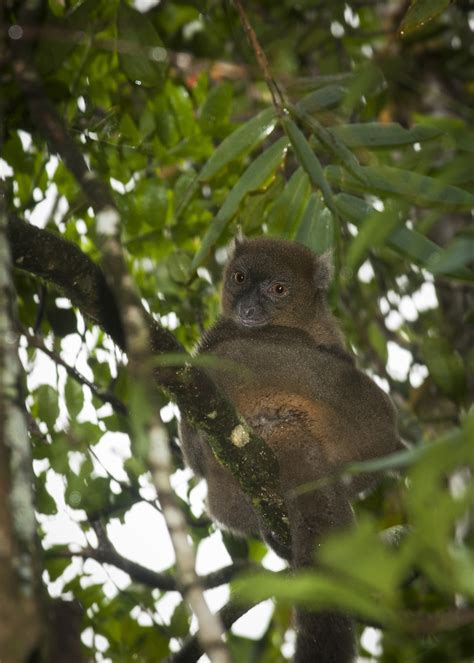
313,250 -> 334,289
227,228 -> 247,258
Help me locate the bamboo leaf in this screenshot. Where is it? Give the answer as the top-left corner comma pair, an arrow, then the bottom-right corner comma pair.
389,228 -> 474,281
399,0 -> 451,37
280,167 -> 311,235
284,118 -> 336,216
426,235 -> 474,275
199,108 -> 277,182
290,105 -> 367,185
347,204 -> 403,273
422,337 -> 466,401
295,194 -> 334,254
327,164 -> 474,208
65,377 -> 84,420
176,107 -> 277,219
334,193 -> 474,282
191,137 -> 289,269
117,2 -> 168,88
297,85 -> 347,113
329,123 -> 441,148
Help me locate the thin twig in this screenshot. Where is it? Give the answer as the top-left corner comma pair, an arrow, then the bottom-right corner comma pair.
233,0 -> 286,113
48,546 -> 253,593
23,329 -> 128,415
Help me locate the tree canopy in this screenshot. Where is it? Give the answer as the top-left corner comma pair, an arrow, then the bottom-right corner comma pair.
1,0 -> 473,661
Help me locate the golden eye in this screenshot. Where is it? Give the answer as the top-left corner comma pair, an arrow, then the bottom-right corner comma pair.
233,271 -> 246,283
270,283 -> 287,296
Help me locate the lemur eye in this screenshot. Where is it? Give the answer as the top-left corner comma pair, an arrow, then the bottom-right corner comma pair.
233,271 -> 246,284
270,283 -> 287,296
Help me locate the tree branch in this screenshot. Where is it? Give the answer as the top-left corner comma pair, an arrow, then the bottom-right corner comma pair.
7,213 -> 126,347
48,546 -> 252,593
233,0 -> 285,112
403,607 -> 474,636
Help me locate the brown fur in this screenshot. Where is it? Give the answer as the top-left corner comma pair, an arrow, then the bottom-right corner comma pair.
180,237 -> 400,663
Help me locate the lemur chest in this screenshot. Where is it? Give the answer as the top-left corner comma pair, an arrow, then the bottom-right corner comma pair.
229,389 -> 333,443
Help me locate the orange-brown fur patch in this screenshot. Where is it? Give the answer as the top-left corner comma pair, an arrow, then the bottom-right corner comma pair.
234,390 -> 356,465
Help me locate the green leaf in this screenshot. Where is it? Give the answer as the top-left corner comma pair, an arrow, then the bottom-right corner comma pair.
117,2 -> 168,88
46,555 -> 72,582
199,83 -> 233,134
36,0 -> 98,75
406,421 -> 474,593
133,180 -> 169,227
239,176 -> 284,233
422,337 -> 466,401
326,164 -> 474,208
2,132 -> 33,173
389,227 -> 474,281
297,85 -> 346,113
36,471 -> 58,515
124,456 -> 147,480
174,170 -> 197,213
292,107 -> 367,186
45,432 -> 70,474
48,0 -> 65,17
169,602 -> 190,638
345,443 -> 438,475
275,167 -> 311,236
167,251 -> 192,283
70,421 -> 103,448
191,137 -> 289,268
399,0 -> 451,37
199,108 -> 277,183
167,83 -> 195,139
118,113 -> 142,147
233,569 -> 397,625
65,467 -> 111,513
228,635 -> 262,662
329,123 -> 441,148
341,62 -> 386,115
176,107 -> 277,219
153,95 -> 179,147
76,582 -> 105,610
335,194 -> 474,282
295,194 -> 334,254
367,321 -> 388,363
100,412 -> 128,434
426,235 -> 474,275
46,301 -> 77,337
35,384 -> 60,429
64,377 -> 84,421
346,204 -> 403,274
319,517 -> 409,601
284,118 -> 336,216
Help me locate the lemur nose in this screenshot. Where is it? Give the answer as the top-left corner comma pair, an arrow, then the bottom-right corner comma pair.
244,306 -> 256,318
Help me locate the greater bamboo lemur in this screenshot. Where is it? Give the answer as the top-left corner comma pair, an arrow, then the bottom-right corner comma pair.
180,236 -> 400,663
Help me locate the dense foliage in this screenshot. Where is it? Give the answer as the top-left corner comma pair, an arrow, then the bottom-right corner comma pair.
1,0 -> 473,661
